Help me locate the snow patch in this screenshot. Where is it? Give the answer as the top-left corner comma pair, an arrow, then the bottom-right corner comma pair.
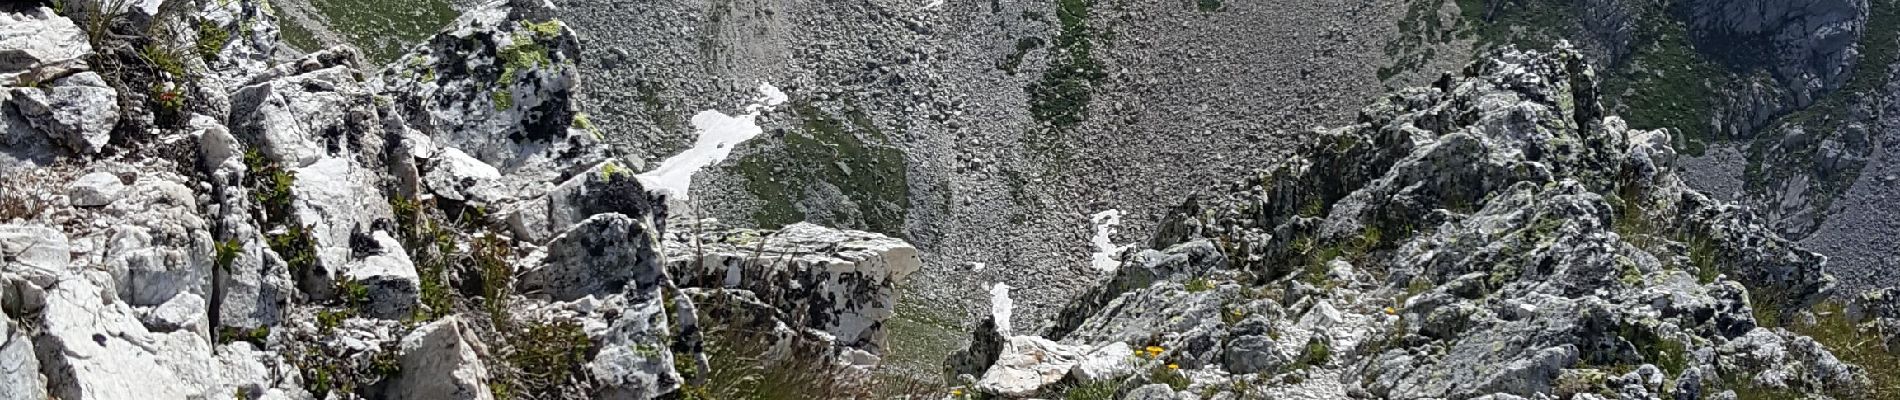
1089,209 -> 1129,272
637,82 -> 788,198
922,0 -> 945,10
991,282 -> 1013,335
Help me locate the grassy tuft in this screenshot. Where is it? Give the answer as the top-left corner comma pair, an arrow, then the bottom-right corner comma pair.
197,19 -> 230,62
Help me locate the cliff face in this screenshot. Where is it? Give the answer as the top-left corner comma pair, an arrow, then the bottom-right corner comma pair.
953,45 -> 1900,399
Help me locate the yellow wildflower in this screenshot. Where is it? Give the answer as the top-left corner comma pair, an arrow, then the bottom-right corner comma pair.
1167,364 -> 1180,370
1145,345 -> 1165,355
952,389 -> 963,396
1384,306 -> 1397,315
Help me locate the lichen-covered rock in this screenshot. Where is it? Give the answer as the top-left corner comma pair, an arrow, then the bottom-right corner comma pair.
9,72 -> 119,154
664,221 -> 923,355
519,212 -> 665,302
586,292 -> 681,399
373,0 -> 586,173
341,232 -> 421,320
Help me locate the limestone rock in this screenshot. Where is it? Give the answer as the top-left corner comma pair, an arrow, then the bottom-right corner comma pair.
0,6 -> 90,84
587,292 -> 681,399
34,271 -> 200,399
975,336 -> 1091,397
0,311 -> 46,400
373,0 -> 587,173
68,171 -> 125,207
664,221 -> 923,354
340,232 -> 420,320
139,292 -> 207,333
0,224 -> 70,302
519,213 -> 664,302
388,316 -> 494,400
9,72 -> 119,154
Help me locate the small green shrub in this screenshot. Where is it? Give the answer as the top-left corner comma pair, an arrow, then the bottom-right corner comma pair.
490,319 -> 592,400
1185,278 -> 1214,293
217,325 -> 270,346
142,44 -> 187,78
151,83 -> 186,114
474,233 -> 513,324
266,224 -> 318,276
214,239 -> 242,272
197,20 -> 230,62
317,309 -> 350,332
1296,337 -> 1331,367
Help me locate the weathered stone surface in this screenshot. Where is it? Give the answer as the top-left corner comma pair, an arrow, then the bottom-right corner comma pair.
975,336 -> 1091,397
0,224 -> 70,297
34,271 -> 200,399
288,156 -> 397,299
9,72 -> 119,154
341,232 -> 420,320
423,147 -> 502,202
388,316 -> 494,400
0,6 -> 90,84
68,171 -> 125,207
588,292 -> 681,399
968,46 -> 1867,399
139,292 -> 208,333
664,222 -> 923,354
99,174 -> 213,307
229,66 -> 379,168
519,213 -> 664,302
0,312 -> 46,400
372,0 -> 586,173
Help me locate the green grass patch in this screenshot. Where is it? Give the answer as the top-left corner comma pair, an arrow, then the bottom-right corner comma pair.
1185,278 -> 1214,292
1606,16 -> 1723,155
1026,0 -> 1105,129
730,101 -> 910,236
1784,301 -> 1900,398
303,0 -> 458,64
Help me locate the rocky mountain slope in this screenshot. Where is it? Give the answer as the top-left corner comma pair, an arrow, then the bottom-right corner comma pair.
1381,0 -> 1900,295
2,1 -> 927,398
4,0 -> 1900,399
950,45 -> 1900,399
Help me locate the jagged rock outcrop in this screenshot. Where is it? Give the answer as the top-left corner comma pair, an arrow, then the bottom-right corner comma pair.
663,221 -> 924,356
956,44 -> 1880,399
0,1 -> 931,399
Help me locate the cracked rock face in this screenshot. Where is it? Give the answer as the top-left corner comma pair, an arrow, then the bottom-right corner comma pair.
957,45 -> 1869,399
664,221 -> 924,355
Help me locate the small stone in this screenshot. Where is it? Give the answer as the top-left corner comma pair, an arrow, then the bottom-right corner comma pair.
68,172 -> 126,207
